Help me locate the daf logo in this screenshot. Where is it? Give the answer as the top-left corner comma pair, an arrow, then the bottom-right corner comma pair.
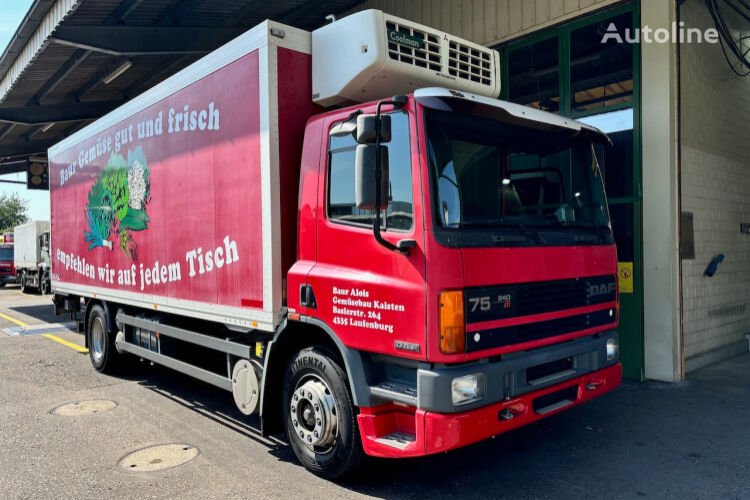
589,283 -> 615,297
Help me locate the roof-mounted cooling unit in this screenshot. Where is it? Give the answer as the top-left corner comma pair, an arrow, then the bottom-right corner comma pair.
312,9 -> 501,107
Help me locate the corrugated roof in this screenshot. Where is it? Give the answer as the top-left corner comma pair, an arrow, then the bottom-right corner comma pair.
0,0 -> 365,170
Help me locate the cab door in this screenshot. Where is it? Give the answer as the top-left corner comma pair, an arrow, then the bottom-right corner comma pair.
306,104 -> 427,360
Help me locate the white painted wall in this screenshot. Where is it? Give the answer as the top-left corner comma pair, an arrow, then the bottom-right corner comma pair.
679,0 -> 750,369
640,0 -> 681,382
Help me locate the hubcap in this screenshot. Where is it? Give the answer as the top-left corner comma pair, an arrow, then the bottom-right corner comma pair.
90,317 -> 105,363
290,375 -> 338,452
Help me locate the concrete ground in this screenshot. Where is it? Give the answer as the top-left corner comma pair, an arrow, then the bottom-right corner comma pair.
0,285 -> 748,499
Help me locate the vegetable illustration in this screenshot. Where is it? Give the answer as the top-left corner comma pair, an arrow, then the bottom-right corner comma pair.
83,146 -> 151,260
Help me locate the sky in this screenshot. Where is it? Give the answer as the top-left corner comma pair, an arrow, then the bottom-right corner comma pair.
0,0 -> 50,222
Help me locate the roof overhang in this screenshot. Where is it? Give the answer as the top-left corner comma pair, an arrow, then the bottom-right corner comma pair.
0,0 -> 366,173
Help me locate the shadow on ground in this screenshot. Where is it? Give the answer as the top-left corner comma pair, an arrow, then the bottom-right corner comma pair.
116,353 -> 750,499
10,303 -> 58,324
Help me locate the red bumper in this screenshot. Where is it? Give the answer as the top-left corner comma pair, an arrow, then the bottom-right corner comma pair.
358,363 -> 622,458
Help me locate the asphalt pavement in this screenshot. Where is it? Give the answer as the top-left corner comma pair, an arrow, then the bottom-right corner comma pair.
0,285 -> 748,499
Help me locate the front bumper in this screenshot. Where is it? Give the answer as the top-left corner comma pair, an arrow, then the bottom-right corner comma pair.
358,362 -> 622,457
0,274 -> 17,284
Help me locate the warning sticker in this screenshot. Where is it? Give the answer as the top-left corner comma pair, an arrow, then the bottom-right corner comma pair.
618,262 -> 634,294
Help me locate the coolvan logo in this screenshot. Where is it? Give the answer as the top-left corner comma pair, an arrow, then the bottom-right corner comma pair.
589,282 -> 616,297
387,29 -> 424,49
601,22 -> 719,44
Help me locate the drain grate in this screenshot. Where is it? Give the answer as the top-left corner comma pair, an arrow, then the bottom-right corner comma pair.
4,322 -> 76,336
118,444 -> 199,472
52,399 -> 117,416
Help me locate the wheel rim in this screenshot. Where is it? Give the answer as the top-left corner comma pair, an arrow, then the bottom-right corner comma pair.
290,374 -> 338,453
90,317 -> 105,364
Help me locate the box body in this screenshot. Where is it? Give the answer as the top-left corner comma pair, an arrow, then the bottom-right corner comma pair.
14,221 -> 50,269
49,21 -> 319,331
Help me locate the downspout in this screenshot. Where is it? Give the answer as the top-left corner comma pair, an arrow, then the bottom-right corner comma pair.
676,0 -> 685,379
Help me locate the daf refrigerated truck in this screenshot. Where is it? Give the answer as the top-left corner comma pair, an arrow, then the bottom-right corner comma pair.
51,10 -> 621,479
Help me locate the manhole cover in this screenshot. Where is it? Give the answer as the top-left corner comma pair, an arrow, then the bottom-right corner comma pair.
118,444 -> 199,472
52,399 -> 117,416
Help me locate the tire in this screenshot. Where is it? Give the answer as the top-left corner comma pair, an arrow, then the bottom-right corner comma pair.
20,273 -> 27,293
0,282 -> 5,288
282,347 -> 364,480
40,275 -> 50,295
86,304 -> 121,374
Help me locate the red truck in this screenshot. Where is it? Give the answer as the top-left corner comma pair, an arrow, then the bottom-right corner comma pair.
0,231 -> 16,287
50,10 -> 621,478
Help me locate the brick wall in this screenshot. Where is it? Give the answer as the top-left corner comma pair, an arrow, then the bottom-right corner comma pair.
680,1 -> 750,365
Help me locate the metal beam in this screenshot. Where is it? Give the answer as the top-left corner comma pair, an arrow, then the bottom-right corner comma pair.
0,159 -> 29,175
0,102 -> 119,125
158,0 -> 203,26
280,0 -> 330,26
229,0 -> 275,26
122,55 -> 192,99
31,49 -> 91,105
0,124 -> 15,141
106,0 -> 147,24
70,56 -> 130,103
50,26 -> 245,56
0,140 -> 56,158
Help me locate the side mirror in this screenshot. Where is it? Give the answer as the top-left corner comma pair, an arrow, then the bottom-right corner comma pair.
356,114 -> 391,144
329,118 -> 357,138
355,144 -> 389,210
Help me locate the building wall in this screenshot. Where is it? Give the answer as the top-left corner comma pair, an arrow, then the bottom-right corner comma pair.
641,0 -> 681,382
679,1 -> 750,369
348,0 -> 623,46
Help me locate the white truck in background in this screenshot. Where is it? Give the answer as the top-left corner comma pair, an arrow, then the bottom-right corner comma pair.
14,221 -> 51,294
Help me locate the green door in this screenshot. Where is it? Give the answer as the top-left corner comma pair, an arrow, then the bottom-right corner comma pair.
580,109 -> 644,380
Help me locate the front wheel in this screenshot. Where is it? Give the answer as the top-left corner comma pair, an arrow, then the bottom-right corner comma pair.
20,273 -> 28,293
40,275 -> 50,295
282,348 -> 364,479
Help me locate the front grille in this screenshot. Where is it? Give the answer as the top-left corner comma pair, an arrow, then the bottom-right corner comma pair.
385,21 -> 442,71
0,267 -> 12,273
465,275 -> 616,324
526,357 -> 574,384
466,308 -> 614,352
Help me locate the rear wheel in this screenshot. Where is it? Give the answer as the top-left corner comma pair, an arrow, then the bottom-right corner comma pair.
282,347 -> 364,480
86,304 -> 121,374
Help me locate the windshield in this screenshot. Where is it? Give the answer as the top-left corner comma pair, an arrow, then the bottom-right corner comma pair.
425,109 -> 610,232
0,247 -> 12,261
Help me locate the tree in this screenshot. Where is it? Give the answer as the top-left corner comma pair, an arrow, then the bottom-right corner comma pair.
0,192 -> 29,232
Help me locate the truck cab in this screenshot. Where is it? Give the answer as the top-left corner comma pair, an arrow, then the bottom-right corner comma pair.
0,243 -> 15,287
287,87 -> 621,457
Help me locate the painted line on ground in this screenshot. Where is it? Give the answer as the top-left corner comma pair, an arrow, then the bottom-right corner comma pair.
42,334 -> 89,354
0,311 -> 27,327
0,311 -> 87,353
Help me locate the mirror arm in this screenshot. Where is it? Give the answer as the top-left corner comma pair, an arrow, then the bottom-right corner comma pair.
372,99 -> 409,255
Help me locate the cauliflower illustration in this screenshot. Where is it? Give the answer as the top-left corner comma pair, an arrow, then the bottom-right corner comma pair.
128,160 -> 147,210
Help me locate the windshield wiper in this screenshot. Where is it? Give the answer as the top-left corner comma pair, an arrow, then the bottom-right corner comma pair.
459,220 -> 546,245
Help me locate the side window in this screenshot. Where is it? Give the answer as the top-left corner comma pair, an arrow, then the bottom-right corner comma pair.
327,112 -> 413,231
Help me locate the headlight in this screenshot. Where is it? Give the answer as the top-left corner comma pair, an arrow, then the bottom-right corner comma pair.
451,373 -> 485,406
606,337 -> 619,361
